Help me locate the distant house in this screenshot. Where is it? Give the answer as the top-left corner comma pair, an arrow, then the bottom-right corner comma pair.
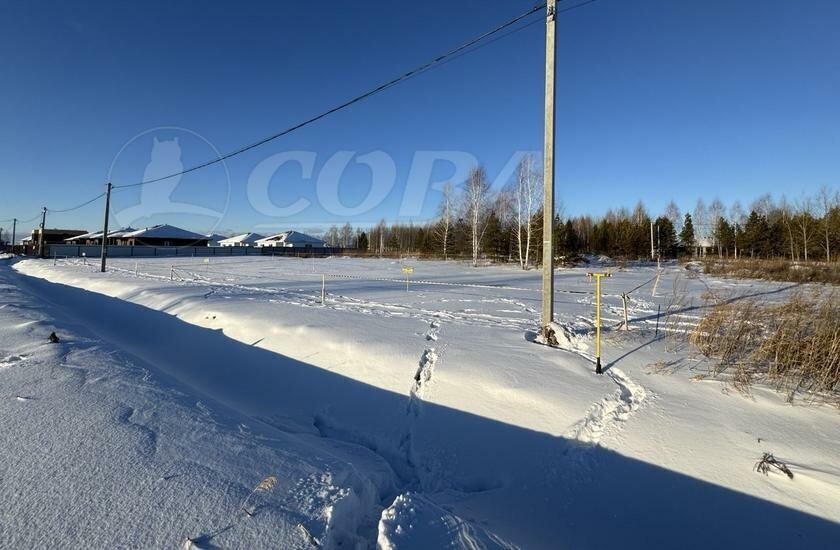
219,232 -> 264,247
205,233 -> 228,247
255,230 -> 326,248
696,236 -> 715,257
118,225 -> 210,247
29,228 -> 87,246
65,227 -> 136,245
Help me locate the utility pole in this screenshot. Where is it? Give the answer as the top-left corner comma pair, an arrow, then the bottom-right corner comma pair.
100,182 -> 112,272
38,207 -> 46,258
650,221 -> 655,260
11,218 -> 16,252
540,0 -> 557,338
657,224 -> 661,258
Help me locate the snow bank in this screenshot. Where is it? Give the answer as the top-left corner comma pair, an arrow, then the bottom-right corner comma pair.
378,493 -> 515,550
9,257 -> 840,549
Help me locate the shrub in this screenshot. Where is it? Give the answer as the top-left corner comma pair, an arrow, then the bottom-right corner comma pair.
690,290 -> 839,402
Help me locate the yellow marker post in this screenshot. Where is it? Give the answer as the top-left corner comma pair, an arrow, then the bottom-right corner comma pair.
587,272 -> 611,374
402,265 -> 413,291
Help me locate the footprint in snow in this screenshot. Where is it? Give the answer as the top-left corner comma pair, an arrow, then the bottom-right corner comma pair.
0,354 -> 27,369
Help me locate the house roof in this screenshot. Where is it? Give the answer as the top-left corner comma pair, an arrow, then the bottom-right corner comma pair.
64,227 -> 136,242
219,232 -> 264,245
121,224 -> 208,241
255,230 -> 325,245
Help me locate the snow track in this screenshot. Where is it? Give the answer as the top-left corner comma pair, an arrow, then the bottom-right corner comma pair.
565,367 -> 649,446
9,258 -> 840,549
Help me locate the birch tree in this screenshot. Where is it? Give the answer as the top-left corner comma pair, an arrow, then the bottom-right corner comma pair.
509,154 -> 541,269
693,198 -> 708,256
795,198 -> 817,262
817,185 -> 836,262
709,198 -> 726,257
664,200 -> 681,232
729,201 -> 745,259
435,182 -> 455,260
462,167 -> 491,267
341,223 -> 352,248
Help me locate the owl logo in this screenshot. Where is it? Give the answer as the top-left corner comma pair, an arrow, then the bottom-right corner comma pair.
113,133 -> 227,227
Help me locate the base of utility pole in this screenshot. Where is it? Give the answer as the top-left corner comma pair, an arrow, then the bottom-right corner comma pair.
538,323 -> 558,347
596,357 -> 602,375
100,182 -> 112,273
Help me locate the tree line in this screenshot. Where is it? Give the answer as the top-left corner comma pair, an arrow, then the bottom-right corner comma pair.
322,155 -> 839,267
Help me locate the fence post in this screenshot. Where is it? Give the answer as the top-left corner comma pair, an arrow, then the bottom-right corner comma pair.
134,262 -> 138,277
655,304 -> 661,337
320,274 -> 326,304
170,265 -> 174,281
622,293 -> 629,331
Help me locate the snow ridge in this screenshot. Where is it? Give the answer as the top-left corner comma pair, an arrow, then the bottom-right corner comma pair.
565,367 -> 648,446
378,492 -> 518,550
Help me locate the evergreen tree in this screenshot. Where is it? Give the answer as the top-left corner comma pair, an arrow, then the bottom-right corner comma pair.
357,231 -> 369,251
679,213 -> 695,252
743,210 -> 771,257
563,219 -> 579,255
654,216 -> 677,258
715,217 -> 734,256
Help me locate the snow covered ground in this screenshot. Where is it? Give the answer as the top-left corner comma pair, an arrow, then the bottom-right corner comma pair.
4,255 -> 839,548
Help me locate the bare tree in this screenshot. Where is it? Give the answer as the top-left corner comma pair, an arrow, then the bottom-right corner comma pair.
664,200 -> 681,232
777,197 -> 797,261
693,198 -> 708,256
375,219 -> 386,256
462,167 -> 492,267
324,225 -> 340,247
509,154 -> 541,269
729,201 -> 746,259
709,198 -> 726,257
795,198 -> 817,262
817,185 -> 836,262
340,223 -> 352,248
435,182 -> 455,260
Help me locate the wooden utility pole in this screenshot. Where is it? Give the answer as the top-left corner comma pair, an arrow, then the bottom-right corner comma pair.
100,182 -> 112,272
11,218 -> 16,252
540,0 -> 557,337
650,221 -> 655,260
38,207 -> 46,258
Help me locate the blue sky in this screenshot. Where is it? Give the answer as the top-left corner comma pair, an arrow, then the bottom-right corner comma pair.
1,0 -> 838,236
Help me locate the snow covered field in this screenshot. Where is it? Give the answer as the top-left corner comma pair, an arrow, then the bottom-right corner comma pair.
3,255 -> 839,548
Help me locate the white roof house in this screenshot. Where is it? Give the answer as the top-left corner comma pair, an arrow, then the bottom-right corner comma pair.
219,232 -> 264,247
66,227 -> 137,243
255,230 -> 326,248
205,233 -> 228,247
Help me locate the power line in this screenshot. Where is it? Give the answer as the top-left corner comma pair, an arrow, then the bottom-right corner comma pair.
316,0 -> 598,87
3,1 -> 602,225
48,192 -> 105,213
113,2 -> 551,190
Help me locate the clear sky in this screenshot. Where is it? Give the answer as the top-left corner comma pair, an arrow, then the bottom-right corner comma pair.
1,0 -> 838,237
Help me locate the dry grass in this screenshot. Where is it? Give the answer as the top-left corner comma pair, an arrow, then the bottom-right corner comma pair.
702,258 -> 840,285
690,290 -> 839,403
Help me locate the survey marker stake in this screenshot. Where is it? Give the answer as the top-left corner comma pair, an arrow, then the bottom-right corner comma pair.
587,272 -> 611,374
